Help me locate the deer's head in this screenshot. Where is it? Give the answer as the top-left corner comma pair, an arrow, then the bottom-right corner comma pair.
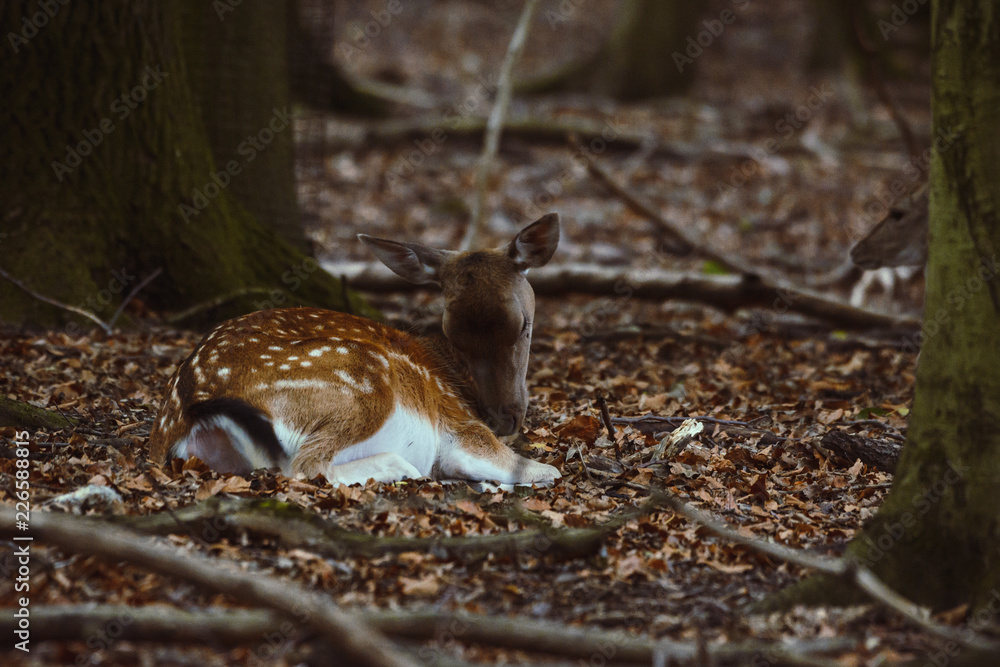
359,213 -> 560,435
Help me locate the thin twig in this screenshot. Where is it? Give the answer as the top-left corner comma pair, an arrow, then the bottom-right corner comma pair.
460,0 -> 541,251
0,263 -> 112,334
165,287 -> 279,324
108,267 -> 163,328
595,391 -> 619,460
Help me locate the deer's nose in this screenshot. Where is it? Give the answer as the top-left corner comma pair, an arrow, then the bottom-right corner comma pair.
487,405 -> 521,436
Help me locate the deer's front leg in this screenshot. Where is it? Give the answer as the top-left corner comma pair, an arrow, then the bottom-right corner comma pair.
324,453 -> 423,486
440,425 -> 560,485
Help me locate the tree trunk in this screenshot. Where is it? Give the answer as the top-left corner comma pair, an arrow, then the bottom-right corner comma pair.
178,0 -> 304,250
765,0 -> 1000,613
520,0 -> 701,99
288,0 -> 392,117
0,1 -> 374,329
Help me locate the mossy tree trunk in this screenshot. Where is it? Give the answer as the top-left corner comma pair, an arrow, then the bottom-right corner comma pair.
520,0 -> 701,100
179,1 -> 304,251
766,0 -> 1000,613
0,0 -> 373,329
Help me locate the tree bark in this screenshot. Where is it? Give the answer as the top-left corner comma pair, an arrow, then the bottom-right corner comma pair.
178,0 -> 303,250
0,397 -> 75,430
0,1 -> 374,329
767,0 -> 1000,613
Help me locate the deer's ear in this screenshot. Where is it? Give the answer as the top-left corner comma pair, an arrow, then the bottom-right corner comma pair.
509,213 -> 560,271
358,234 -> 451,285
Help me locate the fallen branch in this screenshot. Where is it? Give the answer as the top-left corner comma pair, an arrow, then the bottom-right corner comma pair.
0,396 -> 77,430
108,267 -> 162,328
165,287 -> 289,324
115,495 -> 606,562
657,492 -> 1000,654
323,261 -> 921,330
0,507 -> 419,667
569,134 -> 696,258
819,429 -> 901,473
461,0 -> 541,251
0,263 -> 112,334
344,114 -> 654,151
0,603 -> 856,666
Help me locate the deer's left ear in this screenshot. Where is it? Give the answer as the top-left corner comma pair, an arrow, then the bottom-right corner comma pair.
359,235 -> 452,285
509,213 -> 560,271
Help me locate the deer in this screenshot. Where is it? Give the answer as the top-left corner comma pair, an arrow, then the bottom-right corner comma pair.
148,214 -> 562,487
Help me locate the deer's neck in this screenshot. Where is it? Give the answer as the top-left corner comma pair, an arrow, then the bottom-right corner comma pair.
414,330 -> 481,411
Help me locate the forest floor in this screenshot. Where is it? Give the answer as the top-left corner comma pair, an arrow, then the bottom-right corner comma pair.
0,0 -> 947,665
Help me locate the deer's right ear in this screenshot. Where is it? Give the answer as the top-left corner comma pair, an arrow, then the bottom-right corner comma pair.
359,234 -> 451,285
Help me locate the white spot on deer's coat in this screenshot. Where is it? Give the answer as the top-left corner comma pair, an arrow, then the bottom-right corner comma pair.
309,346 -> 331,357
369,352 -> 389,368
269,346 -> 283,351
217,367 -> 230,378
261,354 -> 271,359
269,379 -> 329,391
300,361 -> 312,367
279,364 -> 291,371
335,370 -> 373,393
287,356 -> 299,361
337,347 -> 349,354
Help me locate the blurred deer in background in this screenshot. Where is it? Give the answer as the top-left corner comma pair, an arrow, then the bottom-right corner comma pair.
149,214 -> 562,486
850,181 -> 927,306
